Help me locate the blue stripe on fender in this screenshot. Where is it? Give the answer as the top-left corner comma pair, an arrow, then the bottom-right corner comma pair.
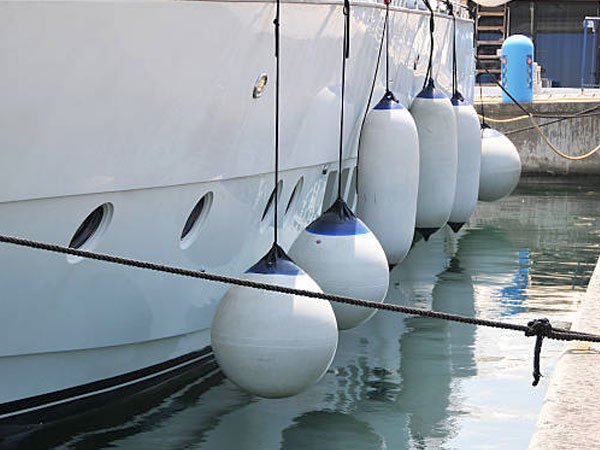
416,79 -> 447,99
305,216 -> 370,236
416,89 -> 447,99
246,258 -> 302,275
374,97 -> 405,110
305,198 -> 370,236
246,244 -> 303,275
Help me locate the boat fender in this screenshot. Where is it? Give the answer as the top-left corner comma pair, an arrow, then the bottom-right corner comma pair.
410,80 -> 458,241
211,245 -> 338,398
289,198 -> 389,330
478,126 -> 521,202
357,91 -> 420,265
447,92 -> 482,233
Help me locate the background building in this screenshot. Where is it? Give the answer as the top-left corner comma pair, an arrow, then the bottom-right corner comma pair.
473,0 -> 600,87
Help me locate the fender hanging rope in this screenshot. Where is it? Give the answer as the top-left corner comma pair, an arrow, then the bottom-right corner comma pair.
382,0 -> 399,103
479,78 -> 487,128
385,0 -> 390,94
272,0 -> 281,246
356,4 -> 387,196
422,0 -> 435,89
359,10 -> 387,134
476,59 -> 600,161
446,0 -> 462,100
336,0 -> 351,200
2,233 -> 600,386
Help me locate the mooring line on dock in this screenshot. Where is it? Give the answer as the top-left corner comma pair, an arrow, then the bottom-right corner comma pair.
504,110 -> 600,137
478,104 -> 600,124
1,233 -> 600,386
476,58 -> 600,161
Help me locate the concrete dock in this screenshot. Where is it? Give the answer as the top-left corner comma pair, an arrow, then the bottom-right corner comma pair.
475,88 -> 600,447
475,87 -> 600,175
528,255 -> 600,449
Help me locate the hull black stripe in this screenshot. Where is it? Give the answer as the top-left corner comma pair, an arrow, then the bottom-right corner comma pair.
0,346 -> 213,418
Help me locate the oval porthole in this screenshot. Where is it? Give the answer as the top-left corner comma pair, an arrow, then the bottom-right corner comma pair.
67,203 -> 113,263
261,180 -> 283,223
285,177 -> 304,215
180,192 -> 214,250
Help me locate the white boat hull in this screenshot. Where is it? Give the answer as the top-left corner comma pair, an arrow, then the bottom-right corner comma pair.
0,0 -> 474,420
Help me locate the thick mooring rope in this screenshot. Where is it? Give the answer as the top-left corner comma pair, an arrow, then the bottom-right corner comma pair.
1,233 -> 600,386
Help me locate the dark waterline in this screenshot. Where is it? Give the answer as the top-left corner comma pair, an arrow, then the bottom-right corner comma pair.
3,176 -> 600,450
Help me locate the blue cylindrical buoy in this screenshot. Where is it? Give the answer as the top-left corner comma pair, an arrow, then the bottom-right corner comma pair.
501,35 -> 534,103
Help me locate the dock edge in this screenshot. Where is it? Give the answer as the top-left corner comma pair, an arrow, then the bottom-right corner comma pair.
529,253 -> 600,449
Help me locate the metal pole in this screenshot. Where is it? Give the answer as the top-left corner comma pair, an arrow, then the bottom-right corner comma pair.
592,21 -> 598,87
582,18 -> 589,91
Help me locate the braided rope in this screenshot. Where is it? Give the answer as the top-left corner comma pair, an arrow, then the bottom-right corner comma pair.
3,233 -> 599,386
1,233 -> 599,344
477,114 -> 530,124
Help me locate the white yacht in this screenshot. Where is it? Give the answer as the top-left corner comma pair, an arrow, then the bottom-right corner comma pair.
0,0 -> 474,424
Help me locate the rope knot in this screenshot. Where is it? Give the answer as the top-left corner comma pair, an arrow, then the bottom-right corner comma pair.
343,0 -> 350,16
384,89 -> 399,103
525,318 -> 552,338
525,318 -> 552,386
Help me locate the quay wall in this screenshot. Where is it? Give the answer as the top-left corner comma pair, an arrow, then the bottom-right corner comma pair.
475,101 -> 600,175
528,254 -> 600,449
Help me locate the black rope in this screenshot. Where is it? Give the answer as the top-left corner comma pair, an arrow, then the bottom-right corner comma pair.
272,0 -> 281,245
381,0 -> 399,105
1,233 -> 600,386
479,79 -> 487,127
506,107 -> 600,136
359,6 -> 388,134
422,0 -> 435,89
525,318 -> 553,386
385,0 -> 390,94
447,0 -> 460,98
476,57 -> 531,117
357,4 -> 388,196
337,0 -> 350,200
531,103 -> 600,120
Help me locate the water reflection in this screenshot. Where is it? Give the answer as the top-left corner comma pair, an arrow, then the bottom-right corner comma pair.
281,411 -> 385,450
436,257 -> 477,379
396,243 -> 477,448
3,178 -> 600,449
498,249 -> 530,316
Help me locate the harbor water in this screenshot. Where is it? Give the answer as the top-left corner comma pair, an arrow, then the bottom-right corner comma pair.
4,177 -> 600,450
